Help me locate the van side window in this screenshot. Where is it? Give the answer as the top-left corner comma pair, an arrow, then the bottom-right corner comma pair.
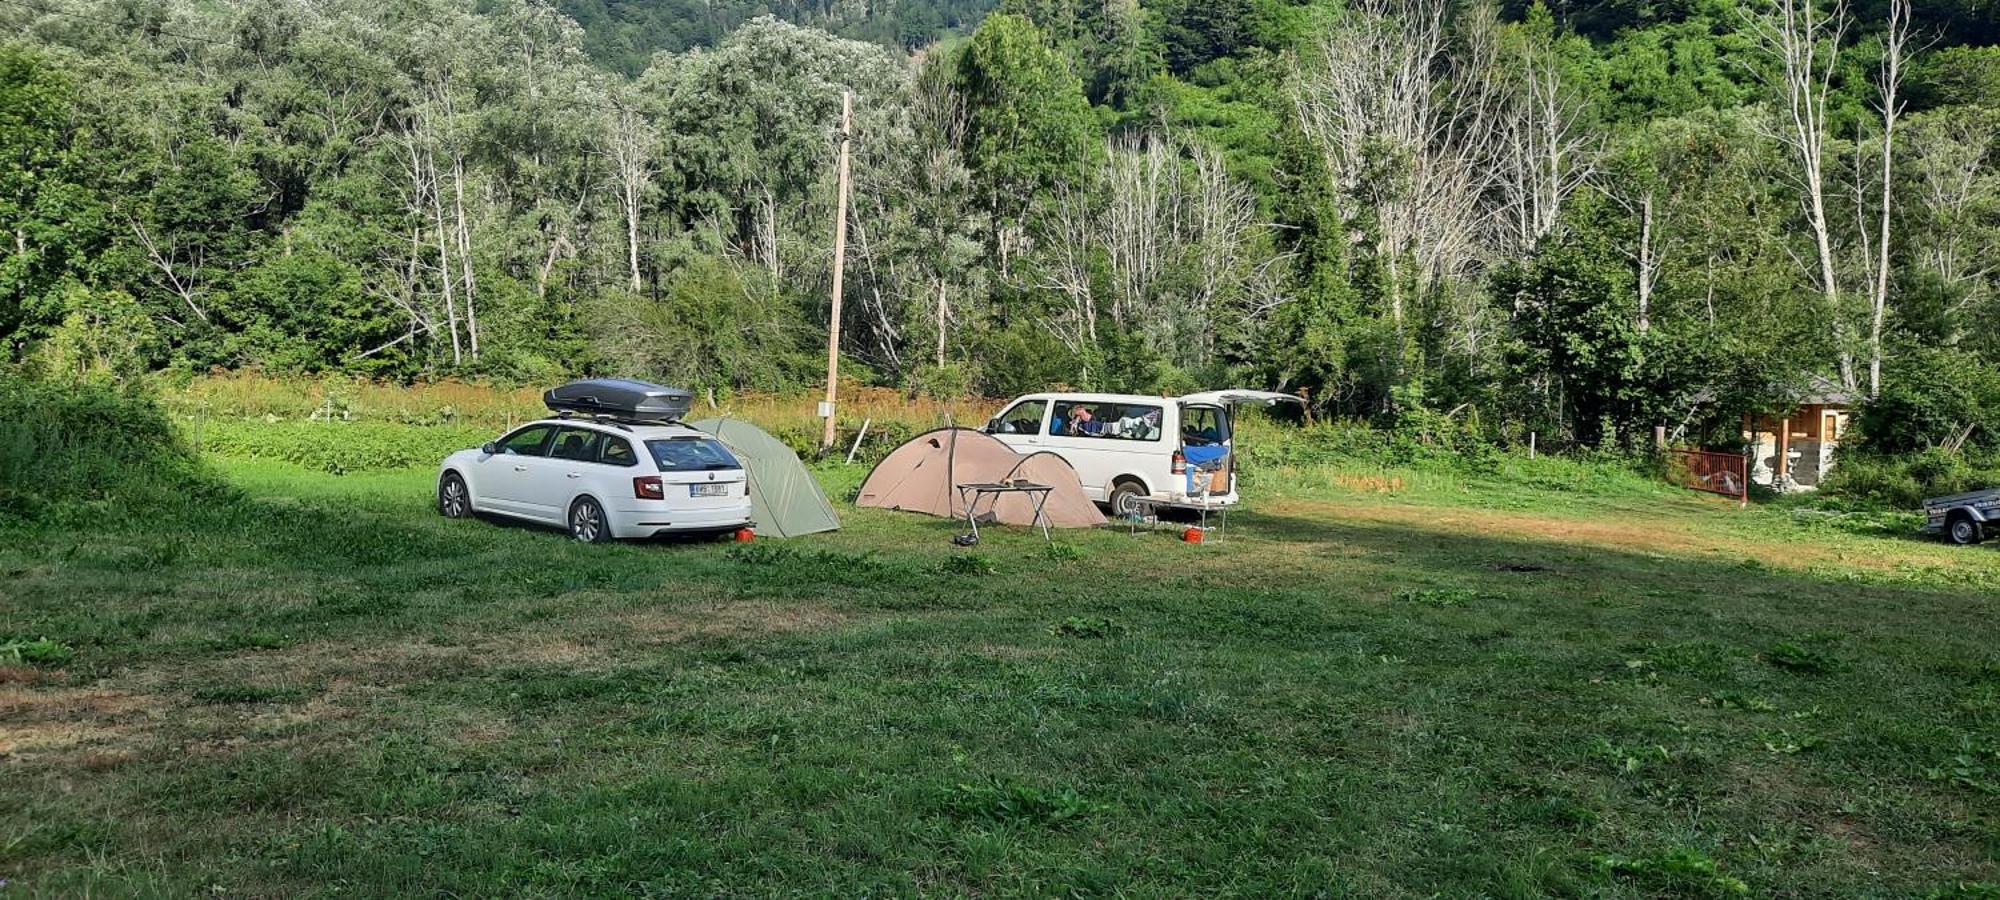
997,399 -> 1047,434
1051,402 -> 1162,441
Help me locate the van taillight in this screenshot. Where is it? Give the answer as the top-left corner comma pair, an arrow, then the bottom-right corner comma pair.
1172,450 -> 1186,474
633,475 -> 664,499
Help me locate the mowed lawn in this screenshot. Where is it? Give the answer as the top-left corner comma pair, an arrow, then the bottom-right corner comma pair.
4,457 -> 1998,896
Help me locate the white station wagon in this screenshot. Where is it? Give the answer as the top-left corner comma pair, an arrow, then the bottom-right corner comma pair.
982,389 -> 1299,517
436,380 -> 751,542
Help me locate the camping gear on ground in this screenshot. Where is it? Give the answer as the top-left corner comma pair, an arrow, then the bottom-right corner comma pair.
734,527 -> 756,543
955,480 -> 1058,544
688,418 -> 841,539
1181,444 -> 1230,497
856,428 -> 1106,529
1124,494 -> 1229,544
544,378 -> 694,424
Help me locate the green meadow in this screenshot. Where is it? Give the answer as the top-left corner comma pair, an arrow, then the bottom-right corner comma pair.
5,425 -> 1998,896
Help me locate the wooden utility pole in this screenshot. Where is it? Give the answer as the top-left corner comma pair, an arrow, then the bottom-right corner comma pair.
821,90 -> 853,450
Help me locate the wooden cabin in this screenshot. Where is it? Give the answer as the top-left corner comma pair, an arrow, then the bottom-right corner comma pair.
1742,375 -> 1856,491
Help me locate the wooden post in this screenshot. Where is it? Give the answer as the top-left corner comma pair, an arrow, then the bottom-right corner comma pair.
1528,432 -> 1536,460
820,89 -> 853,451
845,418 -> 872,465
1653,425 -> 1666,451
1776,417 -> 1791,482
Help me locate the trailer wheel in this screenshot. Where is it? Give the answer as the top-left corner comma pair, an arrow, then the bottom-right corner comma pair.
1946,513 -> 1984,546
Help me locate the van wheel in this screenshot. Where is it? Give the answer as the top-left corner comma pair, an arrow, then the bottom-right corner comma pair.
569,497 -> 612,544
1109,481 -> 1146,518
1947,514 -> 1984,546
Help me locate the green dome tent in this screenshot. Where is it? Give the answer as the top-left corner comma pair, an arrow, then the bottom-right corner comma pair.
688,418 -> 840,538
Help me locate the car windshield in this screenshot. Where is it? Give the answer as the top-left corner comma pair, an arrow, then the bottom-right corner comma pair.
646,437 -> 740,472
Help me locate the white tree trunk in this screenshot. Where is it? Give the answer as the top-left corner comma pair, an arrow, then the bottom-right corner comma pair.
1867,0 -> 1911,398
1744,0 -> 1854,388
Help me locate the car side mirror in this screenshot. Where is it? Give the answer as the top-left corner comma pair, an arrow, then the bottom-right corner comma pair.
984,418 -> 1000,434
481,441 -> 498,456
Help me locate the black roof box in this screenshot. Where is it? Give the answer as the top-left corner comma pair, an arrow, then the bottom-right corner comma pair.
543,379 -> 694,424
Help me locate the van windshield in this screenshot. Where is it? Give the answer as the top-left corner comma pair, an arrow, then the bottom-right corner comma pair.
645,437 -> 740,472
1181,406 -> 1230,446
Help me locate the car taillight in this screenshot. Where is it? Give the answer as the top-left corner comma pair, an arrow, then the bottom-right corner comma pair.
633,475 -> 664,499
1171,450 -> 1186,474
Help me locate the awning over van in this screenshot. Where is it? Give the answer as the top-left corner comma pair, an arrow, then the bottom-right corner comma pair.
1179,390 -> 1305,406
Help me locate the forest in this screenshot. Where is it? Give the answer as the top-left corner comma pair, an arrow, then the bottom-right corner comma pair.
2,0 -> 1999,471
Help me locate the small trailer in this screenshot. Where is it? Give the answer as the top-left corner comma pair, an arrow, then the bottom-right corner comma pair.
1923,488 -> 2000,545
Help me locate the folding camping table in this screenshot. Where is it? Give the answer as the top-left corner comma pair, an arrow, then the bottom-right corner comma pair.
1127,496 -> 1228,543
955,481 -> 1055,544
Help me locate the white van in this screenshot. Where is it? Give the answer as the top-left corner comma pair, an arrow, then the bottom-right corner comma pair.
981,390 -> 1300,517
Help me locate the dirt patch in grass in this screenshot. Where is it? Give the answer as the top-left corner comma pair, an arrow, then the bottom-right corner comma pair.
0,685 -> 167,762
611,599 -> 851,646
0,664 -> 55,685
1260,496 -> 1965,574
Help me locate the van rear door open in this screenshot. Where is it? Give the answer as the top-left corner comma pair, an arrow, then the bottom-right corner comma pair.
1177,402 -> 1232,495
1178,390 -> 1305,407
1175,391 -> 1299,498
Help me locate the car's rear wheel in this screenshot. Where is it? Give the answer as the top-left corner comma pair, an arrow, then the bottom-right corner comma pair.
569,496 -> 612,544
1947,514 -> 1984,546
438,472 -> 471,519
1108,480 -> 1146,519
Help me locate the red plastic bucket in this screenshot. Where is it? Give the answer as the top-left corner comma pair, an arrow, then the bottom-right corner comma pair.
1182,527 -> 1204,544
734,528 -> 756,543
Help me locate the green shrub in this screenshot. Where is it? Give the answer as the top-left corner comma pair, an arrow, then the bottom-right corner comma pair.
945,779 -> 1096,826
1763,642 -> 1841,675
193,420 -> 493,474
1822,449 -> 2000,508
0,370 -> 215,521
1,637 -> 77,667
1595,847 -> 1749,896
1049,615 -> 1119,638
1854,346 -> 2000,455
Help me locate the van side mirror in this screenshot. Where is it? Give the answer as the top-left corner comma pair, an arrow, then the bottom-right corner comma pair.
481,441 -> 498,456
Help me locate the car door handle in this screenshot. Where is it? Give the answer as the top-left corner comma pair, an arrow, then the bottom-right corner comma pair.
513,465 -> 528,472
566,472 -> 581,479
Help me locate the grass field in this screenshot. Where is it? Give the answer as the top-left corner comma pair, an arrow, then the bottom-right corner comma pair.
4,438 -> 2000,896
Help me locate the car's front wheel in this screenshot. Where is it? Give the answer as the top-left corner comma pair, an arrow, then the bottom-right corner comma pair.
438,472 -> 471,519
569,496 -> 612,544
1947,514 -> 1984,546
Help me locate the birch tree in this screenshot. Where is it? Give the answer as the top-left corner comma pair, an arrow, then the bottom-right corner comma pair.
606,100 -> 656,293
1903,108 -> 2000,345
1742,0 -> 1852,388
1491,33 -> 1597,258
1291,0 -> 1502,334
1855,0 -> 1913,398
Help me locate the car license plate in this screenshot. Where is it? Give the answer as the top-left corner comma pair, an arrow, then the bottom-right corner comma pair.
690,483 -> 730,497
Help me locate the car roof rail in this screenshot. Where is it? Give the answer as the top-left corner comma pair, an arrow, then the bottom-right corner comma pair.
552,410 -> 635,432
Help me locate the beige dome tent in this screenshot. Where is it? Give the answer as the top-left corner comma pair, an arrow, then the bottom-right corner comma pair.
988,452 -> 1106,528
856,428 -> 1105,528
688,418 -> 840,538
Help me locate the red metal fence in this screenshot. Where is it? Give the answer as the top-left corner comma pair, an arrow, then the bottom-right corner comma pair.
1663,448 -> 1749,505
